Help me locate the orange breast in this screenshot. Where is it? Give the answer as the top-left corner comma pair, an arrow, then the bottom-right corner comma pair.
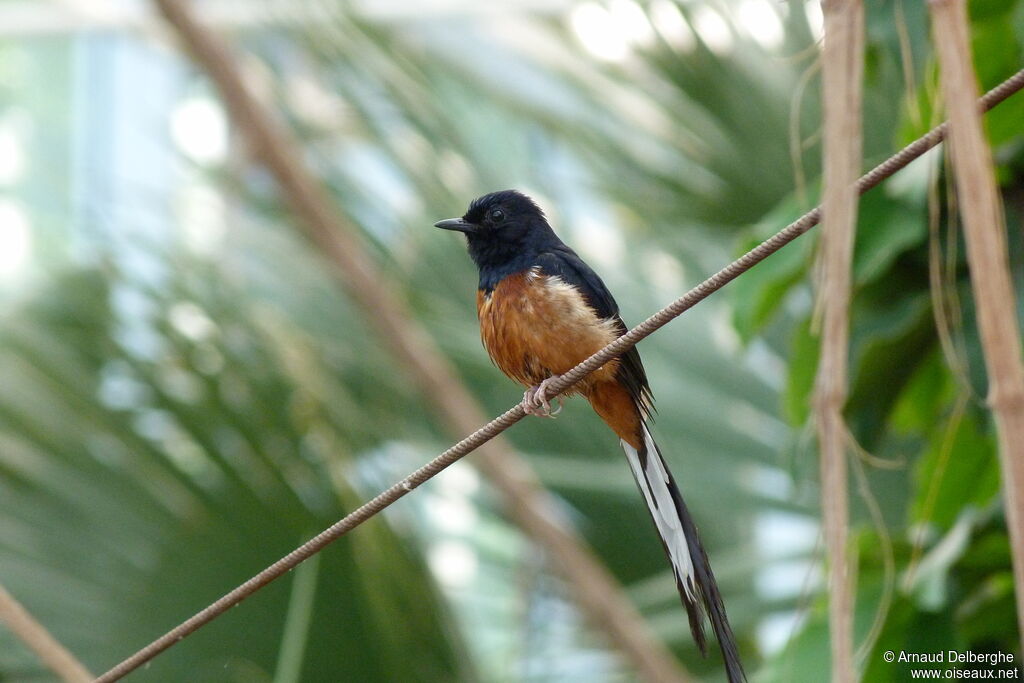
477,269 -> 622,392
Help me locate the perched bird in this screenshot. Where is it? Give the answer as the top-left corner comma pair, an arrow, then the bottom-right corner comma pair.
436,190 -> 745,682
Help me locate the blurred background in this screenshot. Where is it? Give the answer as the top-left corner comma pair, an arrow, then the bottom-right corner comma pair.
0,0 -> 1021,681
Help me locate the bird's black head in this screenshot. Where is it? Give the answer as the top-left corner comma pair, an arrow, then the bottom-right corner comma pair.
435,190 -> 561,278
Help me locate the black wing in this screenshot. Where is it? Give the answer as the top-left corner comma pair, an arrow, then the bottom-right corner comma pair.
534,248 -> 654,417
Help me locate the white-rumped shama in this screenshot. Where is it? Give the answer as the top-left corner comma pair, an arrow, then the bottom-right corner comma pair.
436,190 -> 745,682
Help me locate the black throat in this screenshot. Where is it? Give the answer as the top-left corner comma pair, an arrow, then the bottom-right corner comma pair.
467,223 -> 560,294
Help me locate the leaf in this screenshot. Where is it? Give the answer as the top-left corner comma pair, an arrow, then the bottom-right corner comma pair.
784,318 -> 820,426
852,189 -> 928,286
889,350 -> 956,435
907,510 -> 979,610
846,286 -> 935,447
969,1 -> 1024,147
859,595 -> 958,682
910,409 -> 999,531
731,182 -> 927,345
730,195 -> 815,344
0,266 -> 469,681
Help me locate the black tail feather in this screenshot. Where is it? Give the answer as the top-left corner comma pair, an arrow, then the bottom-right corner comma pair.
670,474 -> 746,683
680,580 -> 708,656
628,425 -> 747,683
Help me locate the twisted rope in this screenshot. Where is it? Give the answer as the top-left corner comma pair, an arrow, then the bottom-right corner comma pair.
95,68 -> 1024,682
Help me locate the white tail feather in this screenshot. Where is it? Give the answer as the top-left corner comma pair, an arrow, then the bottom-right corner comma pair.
620,423 -> 697,600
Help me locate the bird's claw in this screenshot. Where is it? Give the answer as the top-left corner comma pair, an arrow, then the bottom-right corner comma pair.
522,377 -> 563,418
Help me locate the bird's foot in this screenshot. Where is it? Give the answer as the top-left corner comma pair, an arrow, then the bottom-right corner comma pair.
522,377 -> 563,418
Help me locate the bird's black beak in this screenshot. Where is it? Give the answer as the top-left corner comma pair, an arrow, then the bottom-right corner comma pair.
434,217 -> 476,234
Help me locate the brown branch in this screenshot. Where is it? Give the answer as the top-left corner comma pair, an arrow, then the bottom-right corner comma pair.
814,1 -> 864,681
930,0 -> 1024,653
0,582 -> 93,683
141,1 -> 690,682
93,59 -> 1024,680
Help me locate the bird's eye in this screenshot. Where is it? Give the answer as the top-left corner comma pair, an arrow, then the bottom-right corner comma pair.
489,209 -> 505,223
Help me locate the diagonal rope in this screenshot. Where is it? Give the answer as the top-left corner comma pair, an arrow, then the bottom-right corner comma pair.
94,68 -> 1024,682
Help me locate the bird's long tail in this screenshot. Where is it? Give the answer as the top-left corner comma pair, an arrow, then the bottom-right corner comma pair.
588,382 -> 745,682
623,423 -> 745,682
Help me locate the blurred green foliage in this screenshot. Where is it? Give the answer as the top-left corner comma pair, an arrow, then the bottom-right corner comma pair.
729,0 -> 1024,679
